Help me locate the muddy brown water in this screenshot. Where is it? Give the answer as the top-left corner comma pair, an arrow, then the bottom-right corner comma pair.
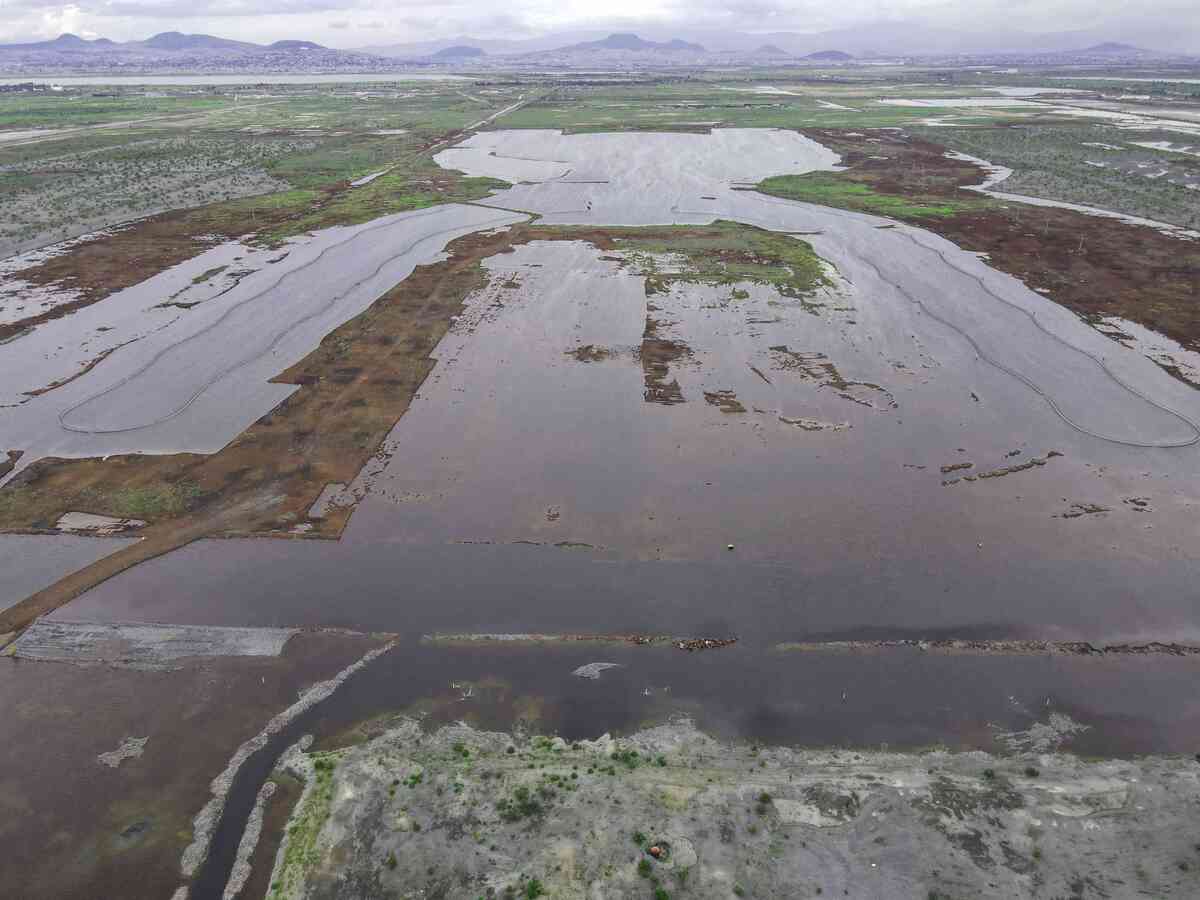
15,128 -> 1200,897
0,631 -> 380,900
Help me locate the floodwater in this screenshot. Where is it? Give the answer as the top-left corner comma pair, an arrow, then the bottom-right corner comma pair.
1,203 -> 524,472
14,126 -> 1200,898
0,533 -> 130,611
48,125 -> 1200,658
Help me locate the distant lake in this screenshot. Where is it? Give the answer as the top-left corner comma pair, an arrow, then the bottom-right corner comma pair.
0,72 -> 471,86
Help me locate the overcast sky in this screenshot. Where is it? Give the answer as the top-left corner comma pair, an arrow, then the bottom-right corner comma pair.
0,0 -> 1195,49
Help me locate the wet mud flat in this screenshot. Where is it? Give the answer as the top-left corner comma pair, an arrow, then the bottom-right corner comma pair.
267,718 -> 1200,900
0,629 -> 385,900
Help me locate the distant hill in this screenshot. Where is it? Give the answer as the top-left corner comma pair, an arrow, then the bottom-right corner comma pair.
804,50 -> 853,61
560,33 -> 706,53
140,32 -> 257,52
432,45 -> 485,59
756,44 -> 792,57
267,40 -> 325,51
0,31 -> 390,73
1079,42 -> 1144,54
1,33 -> 113,51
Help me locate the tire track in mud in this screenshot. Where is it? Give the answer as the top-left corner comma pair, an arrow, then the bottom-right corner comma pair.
679,195 -> 1200,450
57,206 -> 527,436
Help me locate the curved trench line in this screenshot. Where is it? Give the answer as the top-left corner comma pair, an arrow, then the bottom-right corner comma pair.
672,197 -> 1200,449
888,228 -> 1200,449
58,207 -> 525,436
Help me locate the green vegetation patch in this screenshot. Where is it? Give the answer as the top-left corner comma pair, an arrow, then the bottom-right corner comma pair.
270,753 -> 340,900
532,220 -> 832,299
756,172 -> 976,219
0,479 -> 201,525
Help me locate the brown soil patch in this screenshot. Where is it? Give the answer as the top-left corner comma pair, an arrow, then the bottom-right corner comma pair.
703,390 -> 746,413
566,344 -> 613,363
0,209 -> 276,345
770,344 -> 897,410
640,306 -> 692,405
799,128 -> 1200,357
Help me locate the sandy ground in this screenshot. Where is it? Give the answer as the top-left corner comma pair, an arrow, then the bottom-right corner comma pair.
266,718 -> 1200,900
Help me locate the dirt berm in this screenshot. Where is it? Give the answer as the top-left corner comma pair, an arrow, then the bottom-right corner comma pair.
265,719 -> 1200,899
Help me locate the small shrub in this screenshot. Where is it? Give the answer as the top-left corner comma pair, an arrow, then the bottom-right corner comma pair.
638,859 -> 653,878
1024,766 -> 1040,778
385,851 -> 397,870
525,879 -> 544,899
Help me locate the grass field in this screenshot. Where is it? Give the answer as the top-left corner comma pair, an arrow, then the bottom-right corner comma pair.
912,123 -> 1200,229
755,172 -> 979,219
0,83 -> 525,255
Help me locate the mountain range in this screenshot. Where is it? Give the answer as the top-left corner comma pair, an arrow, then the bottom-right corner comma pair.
0,23 -> 1194,74
1,31 -> 329,54
360,22 -> 1196,59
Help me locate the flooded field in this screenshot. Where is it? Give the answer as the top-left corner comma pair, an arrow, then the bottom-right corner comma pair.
0,533 -> 131,611
5,124 -> 1200,898
1,203 -> 524,471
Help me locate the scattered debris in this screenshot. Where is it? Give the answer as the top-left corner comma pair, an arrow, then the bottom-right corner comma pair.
704,390 -> 747,413
774,639 -> 1200,656
675,638 -> 738,652
97,736 -> 148,769
769,345 -> 897,410
1057,502 -> 1110,519
572,662 -> 622,680
943,454 -> 1056,486
423,633 -> 738,652
940,462 -> 973,474
778,416 -> 851,432
566,344 -> 613,363
55,511 -> 145,535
